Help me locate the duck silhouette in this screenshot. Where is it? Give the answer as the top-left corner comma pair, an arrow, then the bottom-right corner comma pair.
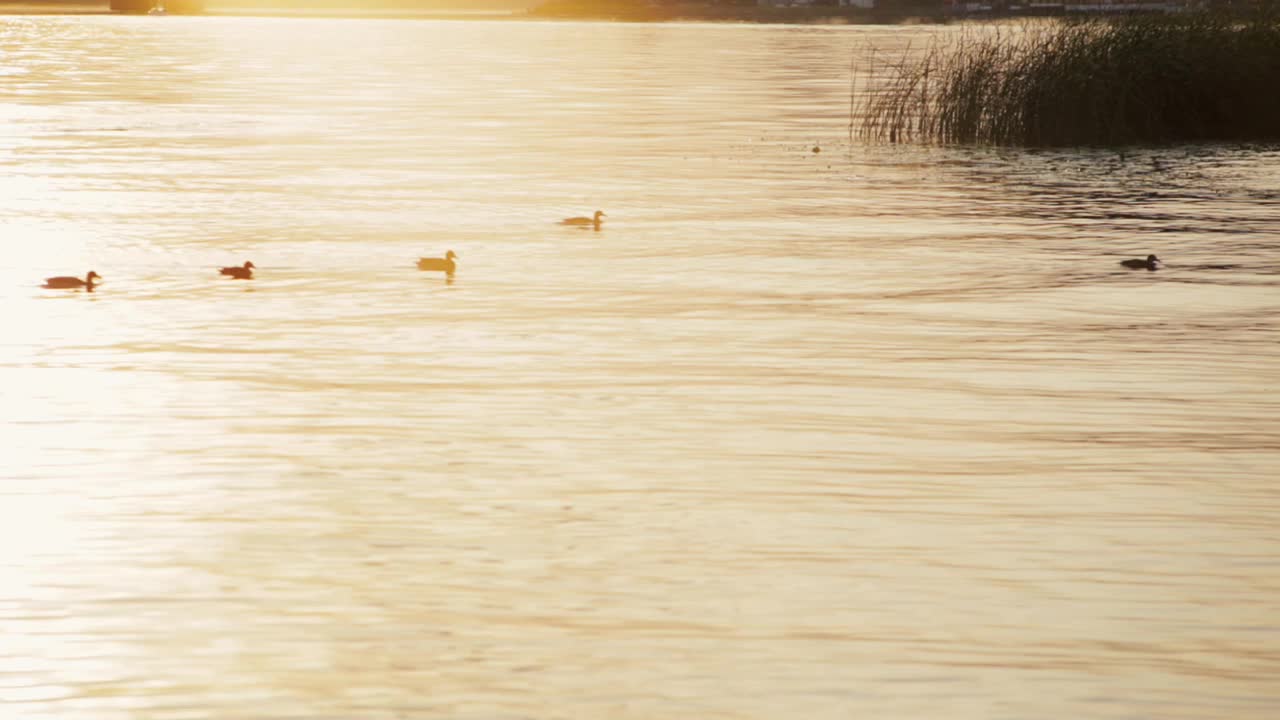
417,250 -> 457,275
44,271 -> 100,290
561,210 -> 605,228
219,261 -> 254,279
1120,254 -> 1160,271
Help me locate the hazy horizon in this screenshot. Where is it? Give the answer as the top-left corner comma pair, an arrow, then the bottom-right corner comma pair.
7,0 -> 542,7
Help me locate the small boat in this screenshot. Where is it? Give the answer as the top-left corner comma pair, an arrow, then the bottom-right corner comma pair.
561,210 -> 605,228
219,261 -> 255,280
44,271 -> 100,290
1120,254 -> 1160,271
417,250 -> 457,275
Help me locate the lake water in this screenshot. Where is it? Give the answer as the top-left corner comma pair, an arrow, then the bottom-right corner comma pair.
1,15 -> 1278,720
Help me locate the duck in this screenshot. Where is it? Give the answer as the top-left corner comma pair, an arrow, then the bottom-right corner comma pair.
1119,254 -> 1160,271
219,261 -> 254,279
561,210 -> 605,228
43,271 -> 100,290
417,250 -> 457,275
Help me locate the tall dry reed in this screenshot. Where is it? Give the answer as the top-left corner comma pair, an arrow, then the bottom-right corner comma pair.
859,13 -> 1280,146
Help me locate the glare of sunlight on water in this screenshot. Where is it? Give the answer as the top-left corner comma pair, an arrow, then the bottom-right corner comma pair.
0,14 -> 1277,720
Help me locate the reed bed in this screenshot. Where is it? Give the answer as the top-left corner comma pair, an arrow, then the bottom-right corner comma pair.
859,13 -> 1280,146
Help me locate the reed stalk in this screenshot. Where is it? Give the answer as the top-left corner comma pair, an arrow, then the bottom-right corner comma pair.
858,12 -> 1280,146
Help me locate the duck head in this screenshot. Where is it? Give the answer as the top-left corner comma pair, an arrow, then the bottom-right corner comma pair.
594,211 -> 606,222
446,250 -> 458,261
243,261 -> 255,270
87,271 -> 101,283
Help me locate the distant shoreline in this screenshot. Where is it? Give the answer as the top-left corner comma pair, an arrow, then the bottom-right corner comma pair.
0,4 -> 521,17
204,8 -> 521,19
0,1 -> 946,23
0,2 -> 110,13
525,1 -> 949,25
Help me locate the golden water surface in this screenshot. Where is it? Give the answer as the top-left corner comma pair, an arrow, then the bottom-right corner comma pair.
1,15 -> 1278,719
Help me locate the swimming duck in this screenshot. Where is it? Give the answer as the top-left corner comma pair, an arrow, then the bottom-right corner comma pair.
561,210 -> 605,227
43,271 -> 100,290
417,250 -> 457,275
219,261 -> 254,279
1120,254 -> 1160,271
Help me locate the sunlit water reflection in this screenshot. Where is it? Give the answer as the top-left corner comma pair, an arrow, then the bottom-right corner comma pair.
1,15 -> 1278,720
